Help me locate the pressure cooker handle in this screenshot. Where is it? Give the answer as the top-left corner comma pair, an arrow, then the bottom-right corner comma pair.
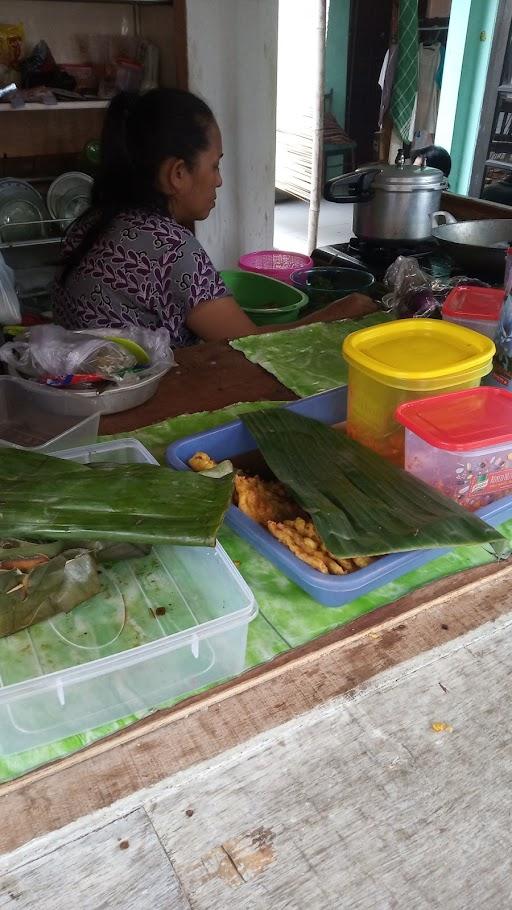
431,210 -> 457,229
324,168 -> 380,203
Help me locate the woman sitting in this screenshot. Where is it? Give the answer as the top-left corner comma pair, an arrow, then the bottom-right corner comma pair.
54,88 -> 372,346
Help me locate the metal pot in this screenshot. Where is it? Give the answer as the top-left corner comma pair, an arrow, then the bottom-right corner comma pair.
324,157 -> 448,244
431,211 -> 512,280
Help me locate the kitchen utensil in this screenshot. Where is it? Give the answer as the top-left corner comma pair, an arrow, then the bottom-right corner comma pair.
0,375 -> 99,451
221,269 -> 308,325
397,387 -> 512,511
55,186 -> 90,230
47,172 -> 93,223
0,200 -> 44,243
239,250 -> 313,284
343,319 -> 495,465
290,267 -> 374,306
0,179 -> 49,242
0,437 -> 256,756
115,58 -> 143,92
431,213 -> 512,279
140,41 -> 159,92
442,286 -> 503,339
0,252 -> 20,323
324,156 -> 448,244
7,363 -> 170,415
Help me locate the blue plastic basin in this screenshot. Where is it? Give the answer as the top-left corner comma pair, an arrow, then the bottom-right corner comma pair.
167,389 -> 512,607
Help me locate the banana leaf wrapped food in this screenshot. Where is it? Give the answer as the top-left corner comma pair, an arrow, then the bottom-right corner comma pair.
241,409 -> 509,559
0,540 -> 101,638
0,449 -> 234,638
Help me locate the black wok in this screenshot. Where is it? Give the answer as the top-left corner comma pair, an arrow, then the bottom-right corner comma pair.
431,214 -> 512,280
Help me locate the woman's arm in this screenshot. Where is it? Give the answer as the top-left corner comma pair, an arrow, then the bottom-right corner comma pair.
186,293 -> 377,342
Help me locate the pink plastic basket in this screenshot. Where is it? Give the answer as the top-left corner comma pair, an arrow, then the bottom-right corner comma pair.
239,249 -> 314,285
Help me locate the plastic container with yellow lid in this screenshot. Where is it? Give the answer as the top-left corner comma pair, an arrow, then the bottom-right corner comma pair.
342,319 -> 495,465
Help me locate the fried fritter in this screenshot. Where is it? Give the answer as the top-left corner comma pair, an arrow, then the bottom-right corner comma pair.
188,452 -> 218,472
189,452 -> 374,576
267,518 -> 374,576
234,474 -> 299,526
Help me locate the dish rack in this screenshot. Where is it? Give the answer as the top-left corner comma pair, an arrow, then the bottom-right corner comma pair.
0,173 -> 77,313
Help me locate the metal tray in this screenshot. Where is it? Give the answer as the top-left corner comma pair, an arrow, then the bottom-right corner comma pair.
166,388 -> 512,607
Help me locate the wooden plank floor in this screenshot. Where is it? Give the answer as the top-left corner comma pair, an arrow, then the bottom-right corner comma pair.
2,601 -> 512,909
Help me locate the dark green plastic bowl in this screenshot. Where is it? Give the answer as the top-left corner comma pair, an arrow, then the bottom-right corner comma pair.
290,267 -> 375,307
221,269 -> 308,326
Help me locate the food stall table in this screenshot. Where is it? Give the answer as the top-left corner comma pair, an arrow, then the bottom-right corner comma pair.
2,193 -> 512,903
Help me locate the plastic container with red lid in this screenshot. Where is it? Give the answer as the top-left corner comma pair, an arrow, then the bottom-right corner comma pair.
396,387 -> 512,510
442,285 -> 503,339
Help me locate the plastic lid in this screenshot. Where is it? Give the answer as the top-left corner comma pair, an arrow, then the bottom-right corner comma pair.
342,319 -> 495,389
395,387 -> 512,450
442,286 -> 504,322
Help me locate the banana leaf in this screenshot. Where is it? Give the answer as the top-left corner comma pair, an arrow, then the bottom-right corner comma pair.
242,409 -> 508,558
0,539 -> 150,566
0,449 -> 233,547
0,547 -> 101,638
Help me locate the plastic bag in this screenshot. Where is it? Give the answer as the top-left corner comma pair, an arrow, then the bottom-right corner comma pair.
0,325 -> 133,378
0,253 -> 21,325
20,41 -> 76,91
384,256 -> 440,318
0,324 -> 173,382
102,325 -> 174,368
384,255 -> 490,319
0,23 -> 24,68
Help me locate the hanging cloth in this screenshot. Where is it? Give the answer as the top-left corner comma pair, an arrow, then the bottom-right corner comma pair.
414,42 -> 441,136
435,43 -> 446,89
390,0 -> 419,142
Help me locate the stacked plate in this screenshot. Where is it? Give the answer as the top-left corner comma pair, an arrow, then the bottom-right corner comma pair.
0,172 -> 93,244
47,172 -> 93,232
0,180 -> 49,243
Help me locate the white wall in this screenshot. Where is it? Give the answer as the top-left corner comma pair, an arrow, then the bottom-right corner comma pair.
185,0 -> 278,269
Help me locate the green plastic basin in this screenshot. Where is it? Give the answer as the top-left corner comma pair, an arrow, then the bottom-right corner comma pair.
221,269 -> 308,326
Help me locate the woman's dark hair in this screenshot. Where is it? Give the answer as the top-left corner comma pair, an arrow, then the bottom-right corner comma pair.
414,145 -> 452,178
60,88 -> 215,284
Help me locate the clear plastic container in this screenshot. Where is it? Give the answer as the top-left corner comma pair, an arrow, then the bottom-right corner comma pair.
115,58 -> 143,93
0,375 -> 99,450
342,319 -> 495,466
442,285 -> 503,339
396,387 -> 512,511
0,439 -> 257,755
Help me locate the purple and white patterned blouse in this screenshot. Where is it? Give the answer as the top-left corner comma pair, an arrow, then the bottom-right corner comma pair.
52,209 -> 228,347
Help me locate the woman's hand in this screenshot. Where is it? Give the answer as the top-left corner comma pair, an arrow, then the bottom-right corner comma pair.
186,292 -> 378,343
296,293 -> 378,325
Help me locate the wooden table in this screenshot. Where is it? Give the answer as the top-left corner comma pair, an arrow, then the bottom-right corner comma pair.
100,340 -> 296,436
100,291 -> 383,435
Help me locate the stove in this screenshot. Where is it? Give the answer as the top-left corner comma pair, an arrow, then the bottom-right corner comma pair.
312,237 -> 454,283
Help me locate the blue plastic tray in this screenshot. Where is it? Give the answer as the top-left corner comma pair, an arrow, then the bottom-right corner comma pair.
167,389 -> 512,607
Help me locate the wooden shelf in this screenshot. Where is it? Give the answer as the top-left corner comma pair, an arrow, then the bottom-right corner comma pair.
0,100 -> 108,112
